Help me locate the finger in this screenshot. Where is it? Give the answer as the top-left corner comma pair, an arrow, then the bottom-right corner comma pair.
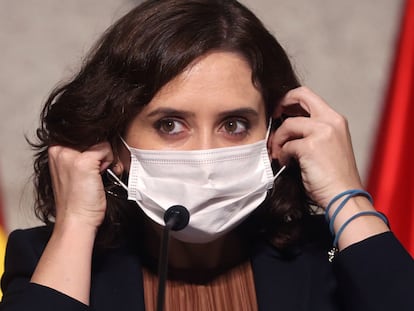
270,116 -> 315,158
278,138 -> 303,166
80,142 -> 114,172
48,145 -> 79,175
279,86 -> 335,118
273,102 -> 310,119
99,147 -> 114,172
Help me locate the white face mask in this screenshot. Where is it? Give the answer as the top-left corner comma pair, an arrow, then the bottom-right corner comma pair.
122,132 -> 284,244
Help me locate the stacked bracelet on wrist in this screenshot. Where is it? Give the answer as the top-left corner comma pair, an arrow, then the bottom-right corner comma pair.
325,189 -> 389,262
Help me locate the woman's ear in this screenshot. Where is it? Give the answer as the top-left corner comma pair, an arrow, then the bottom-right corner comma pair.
110,141 -> 126,176
115,138 -> 132,173
112,160 -> 124,176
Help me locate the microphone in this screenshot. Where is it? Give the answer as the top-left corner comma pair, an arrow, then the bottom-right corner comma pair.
156,205 -> 190,311
163,205 -> 190,231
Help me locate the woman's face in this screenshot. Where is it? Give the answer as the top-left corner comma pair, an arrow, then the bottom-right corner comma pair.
122,51 -> 267,157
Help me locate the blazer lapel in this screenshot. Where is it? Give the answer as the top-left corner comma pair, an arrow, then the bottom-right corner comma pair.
89,246 -> 146,311
252,241 -> 312,311
251,237 -> 339,311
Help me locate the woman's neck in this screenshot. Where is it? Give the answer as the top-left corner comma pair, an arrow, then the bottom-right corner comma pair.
141,218 -> 250,280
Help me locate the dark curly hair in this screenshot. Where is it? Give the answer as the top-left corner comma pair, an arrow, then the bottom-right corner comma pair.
31,0 -> 309,248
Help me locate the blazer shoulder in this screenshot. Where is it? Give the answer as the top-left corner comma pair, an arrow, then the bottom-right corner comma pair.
6,226 -> 53,259
1,226 -> 53,291
8,225 -> 53,245
1,226 -> 91,311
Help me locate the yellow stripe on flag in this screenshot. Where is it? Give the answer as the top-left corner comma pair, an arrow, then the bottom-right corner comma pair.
0,226 -> 6,299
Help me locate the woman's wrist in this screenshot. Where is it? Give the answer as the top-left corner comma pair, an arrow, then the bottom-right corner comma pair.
54,211 -> 100,237
30,214 -> 98,305
325,191 -> 389,253
54,200 -> 106,232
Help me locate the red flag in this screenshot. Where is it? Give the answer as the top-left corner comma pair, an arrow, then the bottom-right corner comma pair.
367,0 -> 414,256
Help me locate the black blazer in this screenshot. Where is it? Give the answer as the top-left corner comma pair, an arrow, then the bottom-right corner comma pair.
1,216 -> 413,311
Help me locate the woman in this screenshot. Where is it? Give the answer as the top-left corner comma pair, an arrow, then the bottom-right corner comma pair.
1,0 -> 413,310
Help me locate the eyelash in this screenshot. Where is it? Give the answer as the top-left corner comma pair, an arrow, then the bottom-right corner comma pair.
153,117 -> 251,138
154,118 -> 186,136
219,118 -> 250,136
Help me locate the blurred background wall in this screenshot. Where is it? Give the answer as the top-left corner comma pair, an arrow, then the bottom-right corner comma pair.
0,0 -> 404,231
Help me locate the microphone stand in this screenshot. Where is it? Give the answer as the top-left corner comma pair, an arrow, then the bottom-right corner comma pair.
106,169 -> 191,311
156,205 -> 190,311
156,218 -> 173,311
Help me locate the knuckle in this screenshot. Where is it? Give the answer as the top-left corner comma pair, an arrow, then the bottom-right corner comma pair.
48,145 -> 61,157
282,117 -> 296,129
331,113 -> 347,129
286,86 -> 307,97
316,123 -> 335,141
57,148 -> 74,162
49,146 -> 81,168
304,138 -> 317,153
48,146 -> 72,164
72,156 -> 89,171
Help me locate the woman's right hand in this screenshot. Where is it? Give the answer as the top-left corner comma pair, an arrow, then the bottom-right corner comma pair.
30,142 -> 114,305
48,142 -> 114,230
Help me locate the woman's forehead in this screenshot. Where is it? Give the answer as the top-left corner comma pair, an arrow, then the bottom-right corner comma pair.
146,51 -> 264,112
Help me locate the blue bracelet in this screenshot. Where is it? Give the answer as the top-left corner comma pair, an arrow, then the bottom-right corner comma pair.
333,211 -> 389,247
326,189 -> 373,234
325,189 -> 365,222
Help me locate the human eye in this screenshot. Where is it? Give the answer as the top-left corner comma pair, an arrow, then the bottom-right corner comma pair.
154,118 -> 186,136
220,118 -> 250,137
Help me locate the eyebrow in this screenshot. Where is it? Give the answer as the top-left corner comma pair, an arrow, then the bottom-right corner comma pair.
146,107 -> 260,119
216,108 -> 260,119
146,108 -> 196,118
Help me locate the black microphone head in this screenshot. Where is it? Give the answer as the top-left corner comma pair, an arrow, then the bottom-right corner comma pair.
164,205 -> 190,231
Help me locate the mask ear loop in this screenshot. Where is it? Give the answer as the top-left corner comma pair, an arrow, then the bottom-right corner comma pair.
267,118 -> 286,189
265,118 -> 272,141
106,136 -> 130,191
119,136 -> 131,151
105,136 -> 129,194
106,168 -> 128,191
266,165 -> 286,201
273,165 -> 286,181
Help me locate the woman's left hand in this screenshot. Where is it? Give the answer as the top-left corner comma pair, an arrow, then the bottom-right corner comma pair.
269,86 -> 363,209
